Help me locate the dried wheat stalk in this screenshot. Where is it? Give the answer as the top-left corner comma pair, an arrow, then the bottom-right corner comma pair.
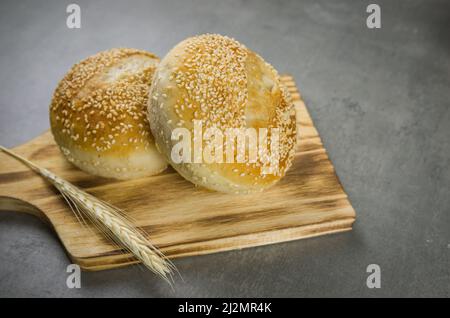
0,145 -> 175,283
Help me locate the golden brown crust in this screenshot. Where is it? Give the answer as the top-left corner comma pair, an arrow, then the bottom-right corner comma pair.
50,48 -> 159,155
149,34 -> 296,193
50,48 -> 167,179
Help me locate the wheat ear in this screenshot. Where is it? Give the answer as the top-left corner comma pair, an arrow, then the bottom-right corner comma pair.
0,145 -> 175,283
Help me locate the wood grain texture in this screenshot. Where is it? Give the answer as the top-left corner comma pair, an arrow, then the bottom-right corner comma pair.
0,75 -> 356,270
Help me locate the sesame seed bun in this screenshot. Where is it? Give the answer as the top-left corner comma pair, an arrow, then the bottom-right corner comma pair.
50,48 -> 167,179
149,34 -> 296,193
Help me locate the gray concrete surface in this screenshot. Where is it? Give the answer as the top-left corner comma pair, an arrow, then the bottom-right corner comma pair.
0,0 -> 449,297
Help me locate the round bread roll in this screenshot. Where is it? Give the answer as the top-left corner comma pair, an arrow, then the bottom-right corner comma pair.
50,48 -> 167,179
149,34 -> 297,193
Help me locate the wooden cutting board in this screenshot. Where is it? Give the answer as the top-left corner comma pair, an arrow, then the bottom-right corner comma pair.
0,75 -> 355,271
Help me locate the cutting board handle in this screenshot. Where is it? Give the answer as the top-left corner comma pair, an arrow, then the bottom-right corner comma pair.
0,196 -> 50,224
